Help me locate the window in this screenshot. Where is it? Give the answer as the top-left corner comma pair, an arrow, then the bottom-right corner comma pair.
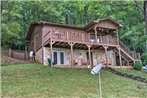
90,34 -> 96,40
89,34 -> 100,43
90,34 -> 96,42
60,52 -> 64,64
53,52 -> 58,65
55,30 -> 61,35
55,30 -> 62,39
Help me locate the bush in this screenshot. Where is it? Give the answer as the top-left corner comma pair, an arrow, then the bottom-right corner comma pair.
133,62 -> 143,70
142,52 -> 147,65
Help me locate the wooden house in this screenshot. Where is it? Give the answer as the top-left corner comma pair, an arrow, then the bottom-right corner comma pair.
26,19 -> 141,68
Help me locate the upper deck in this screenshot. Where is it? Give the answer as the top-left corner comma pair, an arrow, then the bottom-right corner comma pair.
26,19 -> 141,61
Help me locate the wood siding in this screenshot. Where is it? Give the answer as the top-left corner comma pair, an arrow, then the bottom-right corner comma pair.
28,25 -> 42,52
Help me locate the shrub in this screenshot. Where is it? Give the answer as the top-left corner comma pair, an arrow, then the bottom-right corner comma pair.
133,62 -> 143,70
142,52 -> 147,65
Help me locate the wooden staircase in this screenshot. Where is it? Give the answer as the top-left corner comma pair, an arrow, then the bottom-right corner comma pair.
114,40 -> 141,66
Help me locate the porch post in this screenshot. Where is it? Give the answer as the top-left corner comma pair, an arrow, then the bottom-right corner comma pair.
116,30 -> 119,45
71,44 -> 73,68
118,47 -> 122,68
94,26 -> 98,43
88,45 -> 92,67
103,45 -> 108,67
50,40 -> 55,67
68,42 -> 75,68
86,44 -> 92,68
50,41 -> 53,67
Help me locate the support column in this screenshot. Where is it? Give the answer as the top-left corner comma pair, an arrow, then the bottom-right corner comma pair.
88,46 -> 91,66
127,60 -> 129,66
68,42 -> 75,68
118,47 -> 122,68
103,45 -> 108,67
94,26 -> 98,43
116,30 -> 119,45
86,44 -> 92,67
50,40 -> 55,67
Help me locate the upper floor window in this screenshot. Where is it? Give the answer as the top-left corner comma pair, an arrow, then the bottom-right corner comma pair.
90,34 -> 96,42
55,30 -> 62,38
55,30 -> 62,35
90,34 -> 100,43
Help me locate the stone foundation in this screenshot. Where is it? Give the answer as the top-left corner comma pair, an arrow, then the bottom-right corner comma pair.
43,47 -> 116,66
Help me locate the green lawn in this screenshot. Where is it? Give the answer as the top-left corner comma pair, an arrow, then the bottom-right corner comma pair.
116,69 -> 147,80
2,63 -> 147,98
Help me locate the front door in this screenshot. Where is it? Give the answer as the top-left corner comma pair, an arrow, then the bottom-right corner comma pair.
53,51 -> 65,65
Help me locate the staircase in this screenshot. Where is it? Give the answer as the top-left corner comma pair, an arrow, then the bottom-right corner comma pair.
114,40 -> 141,66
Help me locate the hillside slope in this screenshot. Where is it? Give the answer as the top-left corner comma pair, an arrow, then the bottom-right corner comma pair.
1,48 -> 25,65
2,63 -> 147,98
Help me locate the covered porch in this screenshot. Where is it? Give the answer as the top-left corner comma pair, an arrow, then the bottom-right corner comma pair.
43,40 -> 117,68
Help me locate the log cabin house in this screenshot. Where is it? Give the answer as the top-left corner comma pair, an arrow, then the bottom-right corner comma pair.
26,19 -> 141,68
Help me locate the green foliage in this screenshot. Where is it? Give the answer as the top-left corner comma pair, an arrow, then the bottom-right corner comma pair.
1,0 -> 147,61
142,52 -> 147,65
133,62 -> 143,70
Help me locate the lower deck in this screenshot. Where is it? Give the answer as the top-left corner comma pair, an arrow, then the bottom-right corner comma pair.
34,46 -> 131,68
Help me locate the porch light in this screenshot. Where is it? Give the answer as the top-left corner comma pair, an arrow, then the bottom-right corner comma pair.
101,29 -> 103,31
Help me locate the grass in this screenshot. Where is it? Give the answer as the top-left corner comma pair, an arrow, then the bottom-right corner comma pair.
1,63 -> 147,98
116,69 -> 147,80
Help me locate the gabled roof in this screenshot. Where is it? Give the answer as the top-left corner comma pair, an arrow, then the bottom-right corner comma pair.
26,19 -> 123,40
83,18 -> 123,30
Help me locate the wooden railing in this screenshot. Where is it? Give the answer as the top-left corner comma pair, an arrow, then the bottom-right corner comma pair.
119,41 -> 141,60
43,30 -> 141,60
132,53 -> 141,60
119,41 -> 133,57
43,31 -> 50,43
101,35 -> 117,45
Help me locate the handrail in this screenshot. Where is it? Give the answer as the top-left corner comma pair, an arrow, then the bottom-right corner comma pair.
119,40 -> 141,60
119,41 -> 133,57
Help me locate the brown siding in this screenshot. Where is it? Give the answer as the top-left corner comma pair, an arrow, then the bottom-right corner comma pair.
42,25 -> 85,44
28,25 -> 42,52
95,21 -> 118,29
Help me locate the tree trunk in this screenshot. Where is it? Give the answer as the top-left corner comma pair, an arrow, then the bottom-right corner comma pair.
84,4 -> 89,25
144,1 -> 147,50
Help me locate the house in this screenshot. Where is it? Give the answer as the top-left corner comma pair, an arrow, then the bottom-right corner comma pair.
26,19 -> 141,68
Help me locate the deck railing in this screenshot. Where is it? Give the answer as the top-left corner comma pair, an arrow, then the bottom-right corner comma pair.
48,31 -> 119,45
119,41 -> 141,60
43,30 -> 141,60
